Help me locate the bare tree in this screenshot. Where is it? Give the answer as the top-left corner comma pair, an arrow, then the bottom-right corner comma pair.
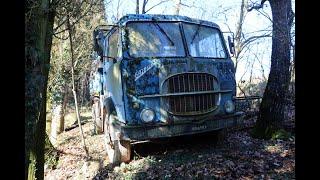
235,0 -> 273,73
251,0 -> 294,139
143,0 -> 170,14
234,0 -> 248,72
142,0 -> 148,14
175,0 -> 182,15
67,15 -> 89,157
116,0 -> 121,20
136,0 -> 139,14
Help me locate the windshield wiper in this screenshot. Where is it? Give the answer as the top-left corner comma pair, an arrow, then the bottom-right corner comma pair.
152,21 -> 175,46
190,23 -> 202,44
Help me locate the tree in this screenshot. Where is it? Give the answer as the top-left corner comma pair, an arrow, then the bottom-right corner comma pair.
26,0 -> 106,177
234,0 -> 248,72
48,37 -> 70,146
135,0 -> 170,14
175,0 -> 182,15
25,0 -> 56,179
136,0 -> 139,14
251,0 -> 294,139
142,0 -> 148,14
231,0 -> 273,74
47,0 -> 106,146
67,14 -> 89,157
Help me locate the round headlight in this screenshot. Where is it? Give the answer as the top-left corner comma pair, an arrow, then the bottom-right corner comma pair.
224,100 -> 235,113
140,109 -> 155,123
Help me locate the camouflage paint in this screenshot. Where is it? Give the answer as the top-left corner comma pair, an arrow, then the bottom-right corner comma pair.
94,14 -> 243,140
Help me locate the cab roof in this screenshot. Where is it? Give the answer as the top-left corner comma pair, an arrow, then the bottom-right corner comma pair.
117,14 -> 221,29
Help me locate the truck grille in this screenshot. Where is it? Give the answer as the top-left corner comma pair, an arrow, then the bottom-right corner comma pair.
164,73 -> 217,115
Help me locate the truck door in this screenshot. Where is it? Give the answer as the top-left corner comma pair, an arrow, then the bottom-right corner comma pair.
103,28 -> 120,96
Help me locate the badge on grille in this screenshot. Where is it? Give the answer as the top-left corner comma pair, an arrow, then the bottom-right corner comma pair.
135,63 -> 155,81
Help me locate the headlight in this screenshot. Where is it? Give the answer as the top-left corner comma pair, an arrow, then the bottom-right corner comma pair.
224,100 -> 235,113
140,109 -> 155,123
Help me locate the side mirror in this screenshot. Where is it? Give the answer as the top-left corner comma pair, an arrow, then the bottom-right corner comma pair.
228,36 -> 235,56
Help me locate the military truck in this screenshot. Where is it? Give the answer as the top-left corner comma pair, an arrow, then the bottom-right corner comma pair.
90,14 -> 244,164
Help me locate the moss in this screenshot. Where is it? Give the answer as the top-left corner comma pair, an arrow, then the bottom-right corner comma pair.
251,124 -> 276,140
44,134 -> 60,169
251,123 -> 290,140
271,129 -> 291,140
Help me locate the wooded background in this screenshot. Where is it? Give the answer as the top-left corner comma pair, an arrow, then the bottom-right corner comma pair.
25,0 -> 294,179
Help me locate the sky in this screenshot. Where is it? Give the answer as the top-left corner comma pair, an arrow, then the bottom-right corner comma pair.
103,0 -> 295,83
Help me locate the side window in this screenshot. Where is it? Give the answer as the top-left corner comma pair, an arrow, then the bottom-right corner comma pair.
108,29 -> 119,58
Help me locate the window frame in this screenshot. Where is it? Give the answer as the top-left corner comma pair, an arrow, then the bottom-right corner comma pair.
181,22 -> 229,59
125,21 -> 187,59
107,28 -> 120,59
123,20 -> 230,59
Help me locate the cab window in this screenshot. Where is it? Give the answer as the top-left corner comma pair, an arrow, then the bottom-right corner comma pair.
108,28 -> 119,58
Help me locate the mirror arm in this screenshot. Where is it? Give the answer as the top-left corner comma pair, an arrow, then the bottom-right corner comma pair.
102,56 -> 117,63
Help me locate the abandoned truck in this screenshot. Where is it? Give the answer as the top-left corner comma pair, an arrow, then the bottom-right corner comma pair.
90,14 -> 244,164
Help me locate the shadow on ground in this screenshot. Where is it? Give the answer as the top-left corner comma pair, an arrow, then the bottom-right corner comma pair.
92,131 -> 226,179
133,131 -> 222,157
92,129 -> 295,179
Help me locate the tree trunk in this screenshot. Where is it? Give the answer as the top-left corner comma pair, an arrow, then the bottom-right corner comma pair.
60,85 -> 68,132
50,103 -> 62,146
67,15 -> 89,158
175,0 -> 181,15
25,0 -> 56,179
49,85 -> 68,146
253,0 -> 291,139
234,0 -> 247,72
142,0 -> 147,14
136,0 -> 139,14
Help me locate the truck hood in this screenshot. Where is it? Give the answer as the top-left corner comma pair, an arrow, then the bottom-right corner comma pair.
122,57 -> 236,96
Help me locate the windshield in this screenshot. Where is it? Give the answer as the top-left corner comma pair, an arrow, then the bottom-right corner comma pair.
183,23 -> 227,58
127,22 -> 185,57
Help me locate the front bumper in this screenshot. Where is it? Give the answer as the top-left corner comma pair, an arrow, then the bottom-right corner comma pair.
116,111 -> 245,141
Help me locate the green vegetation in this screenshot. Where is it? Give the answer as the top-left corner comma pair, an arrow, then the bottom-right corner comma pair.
44,134 -> 60,170
271,129 -> 291,140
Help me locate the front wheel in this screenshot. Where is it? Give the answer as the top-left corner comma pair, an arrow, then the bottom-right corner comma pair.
104,114 -> 131,164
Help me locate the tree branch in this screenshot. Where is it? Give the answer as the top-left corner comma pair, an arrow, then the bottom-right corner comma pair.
255,7 -> 273,23
247,0 -> 267,12
241,34 -> 271,50
145,0 -> 170,13
53,0 -> 99,35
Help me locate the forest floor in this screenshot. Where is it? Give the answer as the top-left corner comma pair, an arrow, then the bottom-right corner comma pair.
44,110 -> 295,180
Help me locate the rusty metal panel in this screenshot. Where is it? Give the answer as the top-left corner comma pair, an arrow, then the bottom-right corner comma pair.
121,112 -> 245,141
92,14 -> 242,140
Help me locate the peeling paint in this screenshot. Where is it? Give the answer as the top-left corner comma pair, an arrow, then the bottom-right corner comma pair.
91,14 -> 243,140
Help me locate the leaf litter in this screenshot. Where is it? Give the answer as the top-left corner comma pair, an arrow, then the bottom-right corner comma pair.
45,116 -> 295,180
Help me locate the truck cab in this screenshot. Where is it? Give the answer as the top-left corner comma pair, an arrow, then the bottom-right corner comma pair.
90,14 -> 244,164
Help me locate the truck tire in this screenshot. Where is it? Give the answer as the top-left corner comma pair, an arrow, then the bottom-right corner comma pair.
92,99 -> 103,134
104,114 -> 131,165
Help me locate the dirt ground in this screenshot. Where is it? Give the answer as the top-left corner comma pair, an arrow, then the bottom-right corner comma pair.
44,112 -> 295,180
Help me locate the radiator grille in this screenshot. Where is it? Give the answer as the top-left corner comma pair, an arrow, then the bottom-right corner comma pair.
165,73 -> 217,115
